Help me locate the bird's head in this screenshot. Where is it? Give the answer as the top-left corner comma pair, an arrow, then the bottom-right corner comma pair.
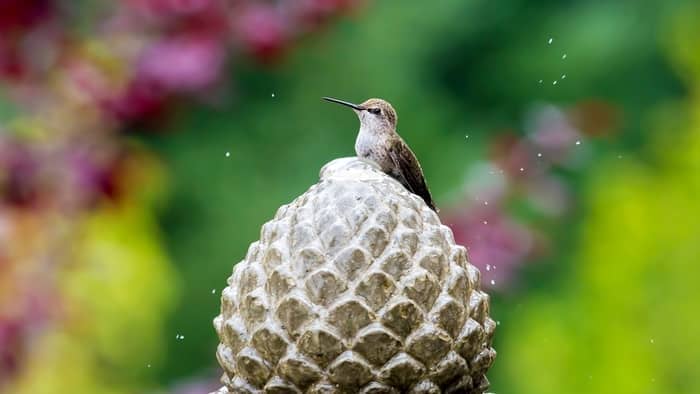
323,97 -> 397,132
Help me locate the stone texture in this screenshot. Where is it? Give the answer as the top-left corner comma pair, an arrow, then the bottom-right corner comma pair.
353,324 -> 402,366
211,158 -> 496,393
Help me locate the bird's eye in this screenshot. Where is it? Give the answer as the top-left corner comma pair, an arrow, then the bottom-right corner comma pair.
368,108 -> 381,115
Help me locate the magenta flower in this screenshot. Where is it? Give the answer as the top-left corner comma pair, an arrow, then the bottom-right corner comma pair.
137,35 -> 225,92
66,148 -> 121,206
104,77 -> 167,121
126,0 -> 216,17
234,4 -> 289,63
446,207 -> 535,291
525,104 -> 583,165
123,0 -> 231,38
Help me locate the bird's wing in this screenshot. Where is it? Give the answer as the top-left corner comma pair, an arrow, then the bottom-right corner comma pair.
388,141 -> 438,212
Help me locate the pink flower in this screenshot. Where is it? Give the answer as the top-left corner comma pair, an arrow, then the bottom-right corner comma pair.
137,35 -> 225,92
123,0 -> 231,38
104,34 -> 227,121
66,148 -> 122,206
103,77 -> 167,121
126,0 -> 216,18
234,4 -> 289,63
446,207 -> 534,290
490,134 -> 544,180
525,104 -> 583,165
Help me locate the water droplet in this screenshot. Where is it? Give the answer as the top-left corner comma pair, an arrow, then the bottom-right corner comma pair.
548,37 -> 553,44
484,201 -> 488,205
553,80 -> 558,85
519,167 -> 525,172
271,93 -> 275,98
483,220 -> 488,225
650,338 -> 655,344
225,152 -> 230,157
617,154 -> 623,159
537,153 -> 543,157
465,134 -> 469,139
575,140 -> 581,145
538,79 -> 543,84
212,288 -> 217,294
561,74 -> 567,79
496,320 -> 501,326
486,264 -> 491,271
147,364 -> 151,368
490,279 -> 496,285
562,53 -> 567,59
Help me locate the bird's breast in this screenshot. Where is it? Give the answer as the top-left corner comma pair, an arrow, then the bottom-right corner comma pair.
355,132 -> 374,158
355,138 -> 387,171
356,130 -> 396,172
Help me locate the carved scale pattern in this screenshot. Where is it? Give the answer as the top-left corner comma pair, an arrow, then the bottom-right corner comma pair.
212,158 -> 496,393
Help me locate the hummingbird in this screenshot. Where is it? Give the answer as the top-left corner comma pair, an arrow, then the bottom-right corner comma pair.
323,97 -> 438,212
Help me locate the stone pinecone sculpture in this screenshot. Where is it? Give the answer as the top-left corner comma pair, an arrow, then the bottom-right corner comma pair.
212,158 -> 496,393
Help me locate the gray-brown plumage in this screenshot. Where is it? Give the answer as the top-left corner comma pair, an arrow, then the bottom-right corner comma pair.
323,97 -> 438,212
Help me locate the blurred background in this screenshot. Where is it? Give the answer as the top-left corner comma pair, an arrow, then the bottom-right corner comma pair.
1,0 -> 699,393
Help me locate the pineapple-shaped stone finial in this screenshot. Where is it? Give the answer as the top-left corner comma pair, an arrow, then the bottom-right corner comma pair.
212,157 -> 496,393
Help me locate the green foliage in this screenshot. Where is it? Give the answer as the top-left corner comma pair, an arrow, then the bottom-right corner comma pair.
497,113 -> 700,393
493,10 -> 700,391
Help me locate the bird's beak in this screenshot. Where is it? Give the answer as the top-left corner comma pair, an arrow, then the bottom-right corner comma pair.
322,97 -> 365,111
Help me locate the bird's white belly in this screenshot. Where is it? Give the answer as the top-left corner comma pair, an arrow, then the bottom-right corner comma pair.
355,132 -> 392,172
355,132 -> 373,158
